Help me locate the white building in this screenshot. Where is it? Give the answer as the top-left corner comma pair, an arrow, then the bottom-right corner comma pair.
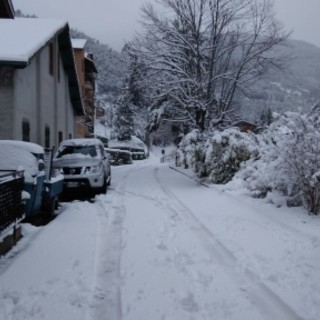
0,17 -> 84,148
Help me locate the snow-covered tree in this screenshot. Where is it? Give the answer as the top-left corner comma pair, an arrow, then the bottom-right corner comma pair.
177,129 -> 206,171
269,109 -> 320,214
129,0 -> 288,133
113,96 -> 135,141
122,47 -> 150,142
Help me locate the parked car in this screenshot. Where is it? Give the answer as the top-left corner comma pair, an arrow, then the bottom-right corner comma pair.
53,138 -> 111,195
131,151 -> 146,160
0,140 -> 64,218
105,148 -> 133,166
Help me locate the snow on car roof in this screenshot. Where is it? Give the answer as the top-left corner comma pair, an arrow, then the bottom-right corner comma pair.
0,140 -> 44,154
59,138 -> 102,147
108,136 -> 147,150
0,17 -> 67,63
0,140 -> 44,181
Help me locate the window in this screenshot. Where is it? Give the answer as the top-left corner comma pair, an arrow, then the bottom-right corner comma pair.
45,126 -> 50,148
58,131 -> 63,144
49,43 -> 54,76
22,119 -> 30,142
69,133 -> 72,139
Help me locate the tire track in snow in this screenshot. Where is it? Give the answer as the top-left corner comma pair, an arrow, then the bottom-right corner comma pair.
153,167 -> 305,320
88,168 -> 135,320
89,163 -> 150,320
170,165 -> 320,246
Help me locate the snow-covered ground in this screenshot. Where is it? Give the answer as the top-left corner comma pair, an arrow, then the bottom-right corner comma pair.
0,150 -> 319,320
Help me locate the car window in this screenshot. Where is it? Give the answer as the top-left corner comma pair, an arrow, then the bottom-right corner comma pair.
99,145 -> 105,158
56,145 -> 97,158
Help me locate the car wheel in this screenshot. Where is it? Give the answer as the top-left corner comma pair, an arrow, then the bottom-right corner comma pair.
99,175 -> 107,194
107,174 -> 111,186
42,196 -> 58,216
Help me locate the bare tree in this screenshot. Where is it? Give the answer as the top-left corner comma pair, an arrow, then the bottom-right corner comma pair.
126,0 -> 289,132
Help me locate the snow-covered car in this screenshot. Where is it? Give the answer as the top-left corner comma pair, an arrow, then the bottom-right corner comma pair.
53,138 -> 111,195
0,140 -> 64,217
105,148 -> 133,166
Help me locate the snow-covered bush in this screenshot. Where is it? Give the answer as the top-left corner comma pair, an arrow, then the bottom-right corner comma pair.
177,128 -> 259,183
231,133 -> 280,198
234,109 -> 320,215
271,110 -> 320,214
204,128 -> 259,184
176,130 -> 206,175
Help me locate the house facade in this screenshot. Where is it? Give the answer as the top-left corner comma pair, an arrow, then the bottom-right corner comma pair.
71,38 -> 87,138
72,39 -> 97,138
84,52 -> 97,135
0,17 -> 84,148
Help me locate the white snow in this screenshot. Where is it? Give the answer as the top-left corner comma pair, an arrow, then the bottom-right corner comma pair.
0,17 -> 67,63
71,39 -> 87,49
94,119 -> 112,140
0,140 -> 44,182
0,153 -> 319,320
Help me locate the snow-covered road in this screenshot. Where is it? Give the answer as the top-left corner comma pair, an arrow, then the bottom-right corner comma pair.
0,156 -> 319,320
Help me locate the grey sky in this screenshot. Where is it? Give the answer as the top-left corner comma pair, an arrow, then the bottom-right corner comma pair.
12,0 -> 320,51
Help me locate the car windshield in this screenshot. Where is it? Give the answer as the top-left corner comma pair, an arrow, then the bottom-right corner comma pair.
56,145 -> 97,158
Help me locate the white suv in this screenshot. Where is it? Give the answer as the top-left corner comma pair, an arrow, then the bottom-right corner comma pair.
53,138 -> 111,195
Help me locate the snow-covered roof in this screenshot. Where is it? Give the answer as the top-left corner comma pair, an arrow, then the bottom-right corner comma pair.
71,38 -> 87,49
0,17 -> 67,65
0,17 -> 84,116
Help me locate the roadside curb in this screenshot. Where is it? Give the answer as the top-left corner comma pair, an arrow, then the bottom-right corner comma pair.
168,165 -> 210,188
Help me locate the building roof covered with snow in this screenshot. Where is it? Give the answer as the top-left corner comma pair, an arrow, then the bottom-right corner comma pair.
0,17 -> 83,115
0,17 -> 67,65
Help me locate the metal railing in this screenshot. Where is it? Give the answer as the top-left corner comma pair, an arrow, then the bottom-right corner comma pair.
44,147 -> 55,180
160,152 -> 177,163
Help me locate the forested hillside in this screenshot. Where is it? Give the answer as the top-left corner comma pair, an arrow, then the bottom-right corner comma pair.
240,40 -> 320,123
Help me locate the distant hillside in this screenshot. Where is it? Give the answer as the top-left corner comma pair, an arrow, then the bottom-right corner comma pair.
239,40 -> 320,122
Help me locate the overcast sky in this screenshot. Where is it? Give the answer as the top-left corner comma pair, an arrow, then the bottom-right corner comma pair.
12,0 -> 320,51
